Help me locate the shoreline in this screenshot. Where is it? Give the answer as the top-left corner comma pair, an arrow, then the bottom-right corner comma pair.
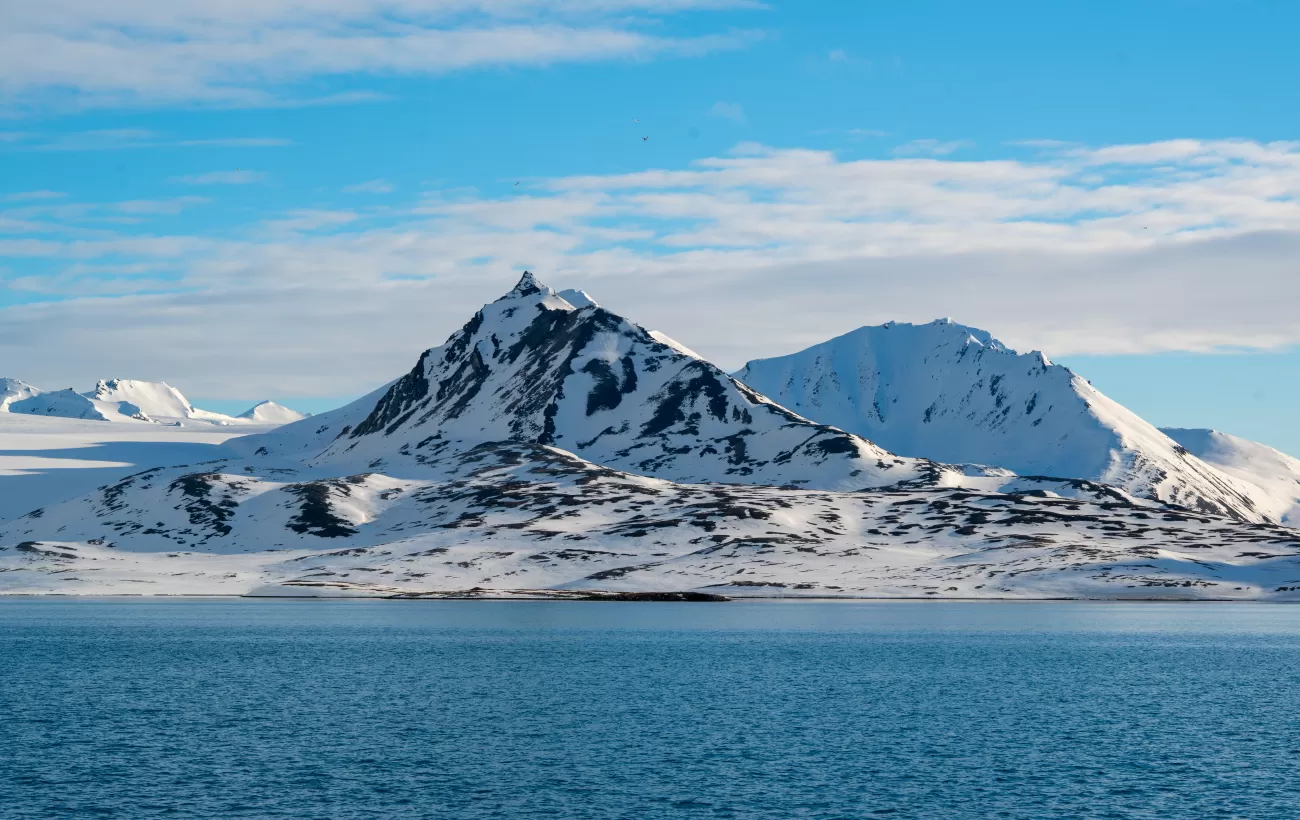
1,592 -> 1296,603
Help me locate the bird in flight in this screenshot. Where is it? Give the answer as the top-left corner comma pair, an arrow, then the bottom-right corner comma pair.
642,136 -> 649,141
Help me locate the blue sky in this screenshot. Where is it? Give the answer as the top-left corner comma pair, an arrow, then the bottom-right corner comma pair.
1,0 -> 1298,453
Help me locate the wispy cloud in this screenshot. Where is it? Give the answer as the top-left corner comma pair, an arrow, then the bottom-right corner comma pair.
0,1 -> 761,110
892,138 -> 975,157
4,190 -> 65,201
177,137 -> 294,147
114,196 -> 208,215
173,170 -> 266,185
342,179 -> 395,194
708,101 -> 746,124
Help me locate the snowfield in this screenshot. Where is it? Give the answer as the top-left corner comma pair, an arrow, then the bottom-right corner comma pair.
3,274 -> 1299,599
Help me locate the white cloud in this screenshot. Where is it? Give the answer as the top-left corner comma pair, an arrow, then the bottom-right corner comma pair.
5,137 -> 1300,396
343,179 -> 396,194
0,1 -> 759,109
4,190 -> 65,201
845,128 -> 889,139
173,170 -> 267,185
892,138 -> 975,157
177,137 -> 294,147
0,130 -> 295,150
708,101 -> 746,124
114,197 -> 208,215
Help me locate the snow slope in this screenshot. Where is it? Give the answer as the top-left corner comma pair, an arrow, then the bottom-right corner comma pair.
1162,428 -> 1300,525
735,320 -> 1268,522
8,388 -> 121,421
0,412 -> 274,521
88,378 -> 196,419
238,401 -> 309,424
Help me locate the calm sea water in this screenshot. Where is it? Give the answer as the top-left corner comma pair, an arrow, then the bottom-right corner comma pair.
2,600 -> 1299,819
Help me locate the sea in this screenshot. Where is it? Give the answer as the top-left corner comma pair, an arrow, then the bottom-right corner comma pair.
2,599 -> 1298,819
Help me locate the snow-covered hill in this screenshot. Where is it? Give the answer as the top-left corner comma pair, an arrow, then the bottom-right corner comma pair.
8,388 -> 127,421
1162,428 -> 1300,525
4,440 -> 1299,599
0,378 -> 41,411
239,273 -> 961,491
238,400 -> 310,424
734,320 -> 1268,523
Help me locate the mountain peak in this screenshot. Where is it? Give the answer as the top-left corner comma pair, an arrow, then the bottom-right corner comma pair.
505,271 -> 545,299
238,400 -> 309,424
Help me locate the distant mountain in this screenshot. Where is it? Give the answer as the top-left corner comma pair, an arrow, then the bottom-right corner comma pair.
1163,428 -> 1300,525
87,379 -> 197,420
240,273 -> 956,491
0,378 -> 41,411
1,378 -> 302,428
238,400 -> 309,424
734,319 -> 1268,522
8,388 -> 122,421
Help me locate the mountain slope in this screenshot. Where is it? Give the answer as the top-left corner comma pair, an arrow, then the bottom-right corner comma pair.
1162,428 -> 1300,525
735,320 -> 1267,522
243,273 -> 952,491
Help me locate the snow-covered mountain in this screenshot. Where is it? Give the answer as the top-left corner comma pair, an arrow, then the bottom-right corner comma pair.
239,273 -> 961,491
1162,429 -> 1300,525
734,320 -> 1269,523
5,274 -> 1299,600
238,400 -> 309,424
0,378 -> 41,411
88,378 -> 196,420
1,377 -> 305,428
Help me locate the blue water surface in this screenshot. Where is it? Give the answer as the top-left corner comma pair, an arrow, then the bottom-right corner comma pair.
2,599 -> 1299,819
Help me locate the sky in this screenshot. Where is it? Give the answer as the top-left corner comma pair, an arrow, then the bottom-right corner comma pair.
1,0 -> 1298,453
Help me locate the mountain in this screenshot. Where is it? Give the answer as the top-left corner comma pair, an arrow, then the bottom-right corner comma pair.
734,319 -> 1268,522
88,379 -> 197,420
239,273 -> 959,491
1162,429 -> 1300,525
0,378 -> 41,411
6,273 -> 1300,600
238,400 -> 310,424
